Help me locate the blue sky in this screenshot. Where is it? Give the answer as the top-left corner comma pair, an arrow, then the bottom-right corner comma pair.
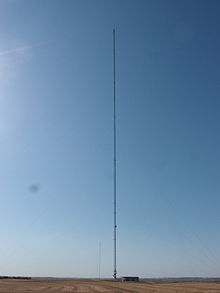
0,0 -> 220,278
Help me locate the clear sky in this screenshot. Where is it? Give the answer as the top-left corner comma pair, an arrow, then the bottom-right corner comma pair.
0,0 -> 220,278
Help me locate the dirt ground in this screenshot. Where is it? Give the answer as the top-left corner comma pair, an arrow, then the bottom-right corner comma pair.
0,279 -> 219,293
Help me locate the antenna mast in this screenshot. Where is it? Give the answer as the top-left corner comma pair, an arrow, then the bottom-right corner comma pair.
113,28 -> 117,280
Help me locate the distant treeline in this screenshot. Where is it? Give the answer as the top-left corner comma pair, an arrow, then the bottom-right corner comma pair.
0,276 -> 31,280
141,277 -> 220,283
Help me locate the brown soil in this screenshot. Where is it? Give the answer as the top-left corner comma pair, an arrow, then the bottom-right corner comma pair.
0,279 -> 219,292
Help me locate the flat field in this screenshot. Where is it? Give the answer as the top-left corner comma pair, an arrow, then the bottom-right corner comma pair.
0,279 -> 219,293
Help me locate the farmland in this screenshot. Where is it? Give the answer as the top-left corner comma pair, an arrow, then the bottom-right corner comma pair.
0,279 -> 219,292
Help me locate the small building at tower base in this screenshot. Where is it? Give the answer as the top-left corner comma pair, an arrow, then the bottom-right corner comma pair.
121,276 -> 139,282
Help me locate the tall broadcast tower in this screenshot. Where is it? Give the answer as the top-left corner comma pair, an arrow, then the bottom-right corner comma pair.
113,28 -> 117,280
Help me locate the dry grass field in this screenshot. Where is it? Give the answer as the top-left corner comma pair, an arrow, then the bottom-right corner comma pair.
0,279 -> 219,293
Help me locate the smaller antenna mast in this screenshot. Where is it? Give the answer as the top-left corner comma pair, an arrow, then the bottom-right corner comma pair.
98,241 -> 101,280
